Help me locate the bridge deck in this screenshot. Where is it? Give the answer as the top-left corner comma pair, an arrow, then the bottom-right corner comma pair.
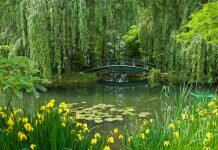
87,65 -> 150,72
87,58 -> 154,73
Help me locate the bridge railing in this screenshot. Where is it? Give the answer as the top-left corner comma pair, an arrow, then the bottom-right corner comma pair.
93,58 -> 155,70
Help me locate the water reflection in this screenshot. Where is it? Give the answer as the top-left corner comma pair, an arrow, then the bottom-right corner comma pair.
2,82 -> 163,119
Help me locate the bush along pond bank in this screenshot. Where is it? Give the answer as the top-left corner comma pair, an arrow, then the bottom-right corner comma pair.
0,96 -> 217,150
49,72 -> 97,87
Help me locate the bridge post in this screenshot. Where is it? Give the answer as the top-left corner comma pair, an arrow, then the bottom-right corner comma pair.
107,59 -> 110,66
132,59 -> 135,66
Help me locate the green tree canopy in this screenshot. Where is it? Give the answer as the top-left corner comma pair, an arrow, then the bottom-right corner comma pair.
123,25 -> 141,59
177,1 -> 218,44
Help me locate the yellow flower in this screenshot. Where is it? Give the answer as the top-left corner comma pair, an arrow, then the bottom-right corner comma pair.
82,123 -> 88,128
91,138 -> 97,145
37,114 -> 44,122
24,123 -> 34,132
190,115 -> 195,122
168,123 -> 175,129
208,101 -> 215,107
119,134 -> 124,140
203,147 -> 210,150
40,105 -> 46,111
61,123 -> 66,128
18,132 -> 27,141
173,131 -> 179,139
103,146 -> 110,150
30,144 -> 36,150
107,136 -> 114,144
114,128 -> 118,134
58,108 -> 63,114
50,99 -> 55,104
163,141 -> 170,147
181,114 -> 189,120
128,136 -> 133,142
199,110 -> 206,117
14,109 -> 22,115
64,109 -> 70,114
94,133 -> 101,139
76,122 -> 82,127
0,112 -> 6,118
76,115 -> 80,120
46,102 -> 54,109
203,139 -> 210,144
140,133 -> 145,139
145,129 -> 150,134
150,119 -> 154,123
143,120 -> 148,125
213,109 -> 218,116
68,117 -> 73,122
77,134 -> 84,140
22,117 -> 28,123
59,102 -> 67,109
206,132 -> 212,140
7,118 -> 14,126
83,127 -> 88,132
18,118 -> 21,122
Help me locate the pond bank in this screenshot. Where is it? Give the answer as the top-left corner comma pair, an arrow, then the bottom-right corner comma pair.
49,72 -> 97,87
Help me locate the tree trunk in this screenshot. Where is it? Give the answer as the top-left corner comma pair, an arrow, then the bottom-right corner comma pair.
65,52 -> 72,73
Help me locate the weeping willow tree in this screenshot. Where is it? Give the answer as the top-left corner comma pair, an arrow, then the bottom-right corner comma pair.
0,0 -> 138,78
138,0 -> 218,83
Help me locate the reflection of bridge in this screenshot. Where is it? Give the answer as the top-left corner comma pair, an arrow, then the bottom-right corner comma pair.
87,58 -> 155,72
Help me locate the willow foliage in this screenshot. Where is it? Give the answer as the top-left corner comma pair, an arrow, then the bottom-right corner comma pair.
138,0 -> 218,83
0,0 -> 137,77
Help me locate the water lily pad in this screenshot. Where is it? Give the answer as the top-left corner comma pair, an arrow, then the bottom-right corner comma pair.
125,107 -> 135,112
116,109 -> 124,112
85,117 -> 94,121
114,117 -> 124,121
81,102 -> 87,104
138,112 -> 152,118
94,119 -> 103,124
67,104 -> 74,108
106,104 -> 115,107
104,118 -> 115,122
115,115 -> 123,118
71,103 -> 78,105
122,111 -> 135,116
110,108 -> 117,112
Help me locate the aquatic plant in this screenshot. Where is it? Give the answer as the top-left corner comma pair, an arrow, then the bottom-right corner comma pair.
0,96 -> 217,149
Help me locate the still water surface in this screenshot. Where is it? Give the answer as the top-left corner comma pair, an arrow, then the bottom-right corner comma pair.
4,82 -> 163,121
30,82 -> 161,115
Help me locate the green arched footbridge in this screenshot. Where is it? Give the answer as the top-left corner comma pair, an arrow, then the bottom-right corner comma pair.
87,58 -> 155,73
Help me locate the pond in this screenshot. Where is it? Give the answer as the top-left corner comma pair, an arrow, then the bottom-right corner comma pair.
1,82 -> 216,125
1,82 -> 164,130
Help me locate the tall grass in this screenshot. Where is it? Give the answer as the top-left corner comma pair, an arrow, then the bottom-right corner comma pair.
123,86 -> 217,149
0,87 -> 217,150
0,100 -> 106,150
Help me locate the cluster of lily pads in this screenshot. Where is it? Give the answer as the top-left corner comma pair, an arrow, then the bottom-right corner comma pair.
67,102 -> 151,124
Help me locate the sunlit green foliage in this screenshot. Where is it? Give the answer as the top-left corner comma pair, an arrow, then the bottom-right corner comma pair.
177,1 -> 218,44
0,0 -> 138,77
123,25 -> 141,59
138,0 -> 218,83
